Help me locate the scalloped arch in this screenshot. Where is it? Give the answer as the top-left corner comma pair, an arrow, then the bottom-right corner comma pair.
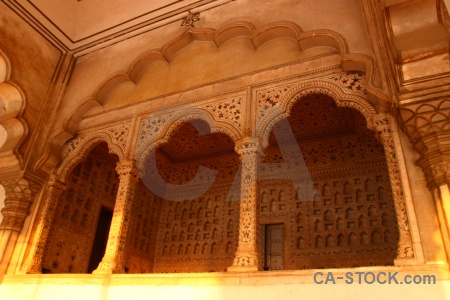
0,49 -> 28,169
256,80 -> 377,146
41,20 -> 382,176
57,132 -> 125,178
135,107 -> 241,164
99,21 -> 351,105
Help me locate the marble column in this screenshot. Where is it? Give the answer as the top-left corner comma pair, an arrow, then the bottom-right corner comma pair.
0,178 -> 38,275
22,175 -> 67,274
93,160 -> 138,274
228,137 -> 262,272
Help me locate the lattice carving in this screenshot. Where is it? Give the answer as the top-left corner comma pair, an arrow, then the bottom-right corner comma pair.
107,123 -> 131,152
124,182 -> 163,273
42,145 -> 119,273
153,184 -> 239,273
137,114 -> 173,152
259,126 -> 399,269
329,71 -> 366,94
202,97 -> 242,128
257,84 -> 292,121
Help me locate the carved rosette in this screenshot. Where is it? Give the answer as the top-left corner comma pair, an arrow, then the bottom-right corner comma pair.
23,176 -> 67,274
228,137 -> 262,271
93,160 -> 139,274
0,178 -> 37,232
374,115 -> 414,259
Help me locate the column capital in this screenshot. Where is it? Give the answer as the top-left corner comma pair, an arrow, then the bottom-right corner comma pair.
235,137 -> 263,156
115,159 -> 139,182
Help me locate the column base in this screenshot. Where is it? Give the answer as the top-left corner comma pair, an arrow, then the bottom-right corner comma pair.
227,265 -> 259,272
92,269 -> 114,275
92,260 -> 123,274
227,252 -> 261,272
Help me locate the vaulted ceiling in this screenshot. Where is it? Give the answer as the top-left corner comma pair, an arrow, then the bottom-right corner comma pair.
8,0 -> 231,51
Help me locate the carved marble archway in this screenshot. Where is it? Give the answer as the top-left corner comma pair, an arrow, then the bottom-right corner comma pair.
135,106 -> 242,166
57,131 -> 126,178
256,79 -> 376,147
256,78 -> 420,263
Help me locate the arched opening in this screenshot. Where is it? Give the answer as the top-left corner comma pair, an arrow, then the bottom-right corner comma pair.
130,119 -> 240,273
260,93 -> 399,270
42,142 -> 119,273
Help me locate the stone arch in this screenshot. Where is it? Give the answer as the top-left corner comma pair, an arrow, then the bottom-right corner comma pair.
0,49 -> 27,168
256,81 -> 419,263
57,132 -> 125,178
256,79 -> 378,147
135,107 -> 242,164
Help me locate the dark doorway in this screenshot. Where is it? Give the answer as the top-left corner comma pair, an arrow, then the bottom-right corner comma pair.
88,207 -> 113,273
261,224 -> 284,270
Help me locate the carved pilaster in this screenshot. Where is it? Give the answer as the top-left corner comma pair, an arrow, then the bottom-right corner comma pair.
93,160 -> 139,274
228,137 -> 262,272
0,178 -> 37,232
374,115 -> 414,259
22,175 -> 67,274
415,133 -> 450,190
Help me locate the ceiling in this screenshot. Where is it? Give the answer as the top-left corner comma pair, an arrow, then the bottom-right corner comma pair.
10,0 -> 231,51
